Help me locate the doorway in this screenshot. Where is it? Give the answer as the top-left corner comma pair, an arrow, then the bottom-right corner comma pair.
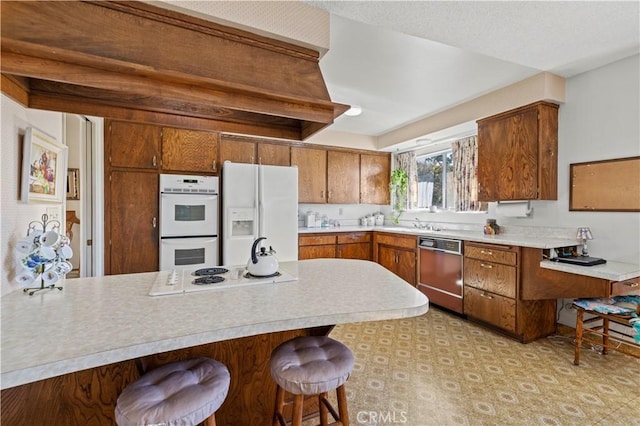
63,114 -> 104,277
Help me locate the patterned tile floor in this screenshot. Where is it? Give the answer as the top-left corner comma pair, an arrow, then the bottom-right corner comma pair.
323,307 -> 640,426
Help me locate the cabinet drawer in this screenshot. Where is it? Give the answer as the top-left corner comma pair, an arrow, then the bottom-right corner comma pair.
298,245 -> 336,260
464,286 -> 516,333
463,258 -> 516,298
299,235 -> 337,246
375,233 -> 416,249
465,244 -> 517,265
337,232 -> 371,244
610,277 -> 640,296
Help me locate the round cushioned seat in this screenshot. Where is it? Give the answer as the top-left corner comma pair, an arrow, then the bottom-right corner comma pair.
115,357 -> 230,426
270,335 -> 354,396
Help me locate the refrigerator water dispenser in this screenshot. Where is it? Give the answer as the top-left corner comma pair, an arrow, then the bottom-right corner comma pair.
228,207 -> 255,236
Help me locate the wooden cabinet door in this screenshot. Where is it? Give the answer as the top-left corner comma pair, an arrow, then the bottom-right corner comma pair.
220,137 -> 256,165
257,143 -> 290,166
291,146 -> 326,203
396,249 -> 416,285
108,120 -> 160,170
108,171 -> 158,275
161,128 -> 218,173
377,246 -> 415,285
377,245 -> 398,276
360,154 -> 390,205
478,109 -> 538,201
477,102 -> 557,201
327,151 -> 359,204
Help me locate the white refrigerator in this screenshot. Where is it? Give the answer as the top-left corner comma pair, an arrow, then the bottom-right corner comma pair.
222,162 -> 299,266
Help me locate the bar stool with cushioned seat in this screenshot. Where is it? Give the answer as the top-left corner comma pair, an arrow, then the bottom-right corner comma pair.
115,357 -> 230,426
270,335 -> 354,426
572,295 -> 640,365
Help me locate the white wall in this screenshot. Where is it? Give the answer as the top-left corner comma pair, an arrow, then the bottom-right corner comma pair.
1,95 -> 64,296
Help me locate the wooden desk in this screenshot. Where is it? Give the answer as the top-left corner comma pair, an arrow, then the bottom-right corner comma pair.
521,247 -> 640,300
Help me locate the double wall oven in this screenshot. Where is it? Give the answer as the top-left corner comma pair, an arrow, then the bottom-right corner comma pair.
418,236 -> 464,314
159,174 -> 219,270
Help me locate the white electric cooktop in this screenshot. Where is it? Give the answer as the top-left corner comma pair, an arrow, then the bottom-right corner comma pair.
149,266 -> 298,296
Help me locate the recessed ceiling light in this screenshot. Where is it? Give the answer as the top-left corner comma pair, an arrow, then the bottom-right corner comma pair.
344,105 -> 362,116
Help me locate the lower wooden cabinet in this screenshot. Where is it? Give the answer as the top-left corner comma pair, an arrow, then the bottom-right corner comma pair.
298,232 -> 371,261
373,232 -> 417,286
463,242 -> 555,342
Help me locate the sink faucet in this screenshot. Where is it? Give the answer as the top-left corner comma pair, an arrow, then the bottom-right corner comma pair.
414,218 -> 440,231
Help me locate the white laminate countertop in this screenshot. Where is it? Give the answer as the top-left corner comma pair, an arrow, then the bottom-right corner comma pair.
0,259 -> 428,390
540,259 -> 640,282
299,225 -> 579,249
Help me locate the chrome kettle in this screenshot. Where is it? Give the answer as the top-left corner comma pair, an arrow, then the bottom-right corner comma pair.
246,237 -> 279,277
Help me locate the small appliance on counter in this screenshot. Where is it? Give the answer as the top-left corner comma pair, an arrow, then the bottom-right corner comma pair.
554,256 -> 607,266
246,237 -> 279,277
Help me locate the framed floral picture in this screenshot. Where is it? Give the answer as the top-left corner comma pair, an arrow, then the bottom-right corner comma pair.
21,127 -> 68,204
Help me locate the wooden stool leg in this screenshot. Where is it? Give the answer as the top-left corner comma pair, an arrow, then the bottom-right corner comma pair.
273,385 -> 286,426
204,413 -> 217,426
336,384 -> 349,426
602,316 -> 610,355
292,394 -> 304,426
574,308 -> 584,365
319,392 -> 329,426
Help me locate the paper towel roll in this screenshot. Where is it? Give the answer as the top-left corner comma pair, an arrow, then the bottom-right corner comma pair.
496,201 -> 532,217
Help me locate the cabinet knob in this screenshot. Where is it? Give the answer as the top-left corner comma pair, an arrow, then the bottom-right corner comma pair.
213,160 -> 217,171
152,217 -> 157,228
480,263 -> 493,269
624,282 -> 639,288
480,250 -> 493,256
152,155 -> 157,167
479,292 -> 494,300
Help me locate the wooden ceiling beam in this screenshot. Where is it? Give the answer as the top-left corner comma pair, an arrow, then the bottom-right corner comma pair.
0,1 -> 346,140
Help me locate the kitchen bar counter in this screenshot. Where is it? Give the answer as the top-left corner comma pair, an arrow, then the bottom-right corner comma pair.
1,259 -> 428,390
299,225 -> 578,249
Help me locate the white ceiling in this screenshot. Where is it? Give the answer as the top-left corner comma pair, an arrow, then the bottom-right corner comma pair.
305,1 -> 640,139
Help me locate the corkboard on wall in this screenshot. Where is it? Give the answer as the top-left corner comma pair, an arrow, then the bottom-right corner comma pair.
570,156 -> 640,211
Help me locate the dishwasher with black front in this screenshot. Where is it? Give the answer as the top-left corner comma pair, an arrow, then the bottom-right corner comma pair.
418,237 -> 464,314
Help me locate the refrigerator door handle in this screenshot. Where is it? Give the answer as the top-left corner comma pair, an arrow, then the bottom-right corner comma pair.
257,164 -> 264,238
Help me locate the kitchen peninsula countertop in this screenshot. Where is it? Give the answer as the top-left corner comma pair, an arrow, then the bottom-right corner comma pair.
299,225 -> 579,249
1,259 -> 428,390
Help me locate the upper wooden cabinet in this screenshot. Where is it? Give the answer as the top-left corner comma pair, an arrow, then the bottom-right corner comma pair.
219,136 -> 290,167
220,136 -> 256,165
477,101 -> 558,201
327,151 -> 360,204
360,154 -> 390,205
293,146 -> 391,205
257,142 -> 290,166
108,120 -> 160,170
162,128 -> 218,174
291,146 -> 327,203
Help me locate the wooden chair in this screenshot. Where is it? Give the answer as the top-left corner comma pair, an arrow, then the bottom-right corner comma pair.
573,296 -> 640,365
